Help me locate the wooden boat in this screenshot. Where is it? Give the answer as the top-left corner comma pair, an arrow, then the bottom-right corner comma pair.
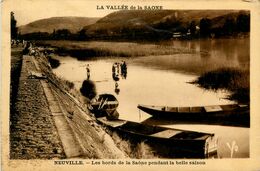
88,94 -> 119,119
97,117 -> 218,158
137,104 -> 249,120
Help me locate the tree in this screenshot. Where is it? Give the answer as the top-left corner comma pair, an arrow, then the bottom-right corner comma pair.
236,13 -> 250,32
199,18 -> 211,38
189,20 -> 196,36
80,80 -> 97,100
11,11 -> 18,39
55,29 -> 71,39
78,29 -> 87,40
52,29 -> 56,39
223,18 -> 236,35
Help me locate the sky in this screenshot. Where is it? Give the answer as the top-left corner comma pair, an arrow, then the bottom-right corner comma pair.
10,0 -> 115,26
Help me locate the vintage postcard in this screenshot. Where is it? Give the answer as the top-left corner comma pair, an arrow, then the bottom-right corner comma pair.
1,0 -> 260,170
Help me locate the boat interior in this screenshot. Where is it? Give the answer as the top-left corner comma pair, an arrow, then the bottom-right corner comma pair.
117,121 -> 211,140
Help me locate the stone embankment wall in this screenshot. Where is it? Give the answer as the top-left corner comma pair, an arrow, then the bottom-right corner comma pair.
10,47 -> 126,159
10,47 -> 23,113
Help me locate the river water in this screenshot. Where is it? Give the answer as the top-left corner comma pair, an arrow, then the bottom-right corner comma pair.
52,38 -> 249,158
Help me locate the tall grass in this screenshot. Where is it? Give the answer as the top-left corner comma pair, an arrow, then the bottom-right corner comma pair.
36,40 -> 196,58
111,132 -> 156,159
57,77 -> 75,90
193,67 -> 249,103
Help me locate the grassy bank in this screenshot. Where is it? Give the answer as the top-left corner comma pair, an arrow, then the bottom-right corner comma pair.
193,67 -> 249,103
36,40 -> 196,59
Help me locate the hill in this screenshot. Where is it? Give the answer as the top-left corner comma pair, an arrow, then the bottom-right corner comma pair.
19,17 -> 99,34
84,10 -> 234,30
82,10 -> 249,39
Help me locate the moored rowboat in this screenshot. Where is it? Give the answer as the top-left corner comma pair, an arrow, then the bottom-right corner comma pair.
137,104 -> 249,120
97,117 -> 218,158
88,94 -> 119,119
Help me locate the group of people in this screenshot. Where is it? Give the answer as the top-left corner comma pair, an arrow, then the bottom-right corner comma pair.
11,39 -> 25,47
112,61 -> 127,80
112,61 -> 127,95
23,41 -> 42,57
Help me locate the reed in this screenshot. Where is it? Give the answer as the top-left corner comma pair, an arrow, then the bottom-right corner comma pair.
111,132 -> 156,158
58,77 -> 75,90
193,67 -> 249,103
134,142 -> 156,159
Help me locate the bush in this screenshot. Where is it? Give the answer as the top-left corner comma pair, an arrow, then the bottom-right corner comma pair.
63,80 -> 74,90
80,79 -> 97,100
48,56 -> 60,69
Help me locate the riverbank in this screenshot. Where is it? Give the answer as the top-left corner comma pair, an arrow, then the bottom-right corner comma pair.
10,46 -> 127,159
192,67 -> 249,103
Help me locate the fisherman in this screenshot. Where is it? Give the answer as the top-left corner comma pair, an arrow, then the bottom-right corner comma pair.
116,62 -> 120,73
112,63 -> 116,73
86,64 -> 90,79
121,61 -> 127,70
120,61 -> 127,79
112,71 -> 119,81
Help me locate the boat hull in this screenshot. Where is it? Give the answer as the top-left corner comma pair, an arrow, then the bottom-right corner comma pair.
138,104 -> 249,122
97,117 -> 218,158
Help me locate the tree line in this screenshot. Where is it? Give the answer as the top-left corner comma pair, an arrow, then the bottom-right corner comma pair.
197,13 -> 250,38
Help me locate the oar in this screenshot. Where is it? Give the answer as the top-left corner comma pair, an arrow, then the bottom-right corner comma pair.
100,98 -> 108,109
98,97 -> 104,110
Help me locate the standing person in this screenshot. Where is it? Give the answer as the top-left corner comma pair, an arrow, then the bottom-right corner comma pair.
112,63 -> 116,73
116,62 -> 120,74
121,61 -> 127,79
22,41 -> 30,55
86,64 -> 90,79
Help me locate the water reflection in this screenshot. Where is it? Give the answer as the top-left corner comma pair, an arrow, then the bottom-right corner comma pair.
157,38 -> 249,74
141,115 -> 250,128
114,82 -> 120,95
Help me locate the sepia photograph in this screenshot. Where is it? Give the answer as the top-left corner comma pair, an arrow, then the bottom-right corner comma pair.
2,0 -> 260,170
